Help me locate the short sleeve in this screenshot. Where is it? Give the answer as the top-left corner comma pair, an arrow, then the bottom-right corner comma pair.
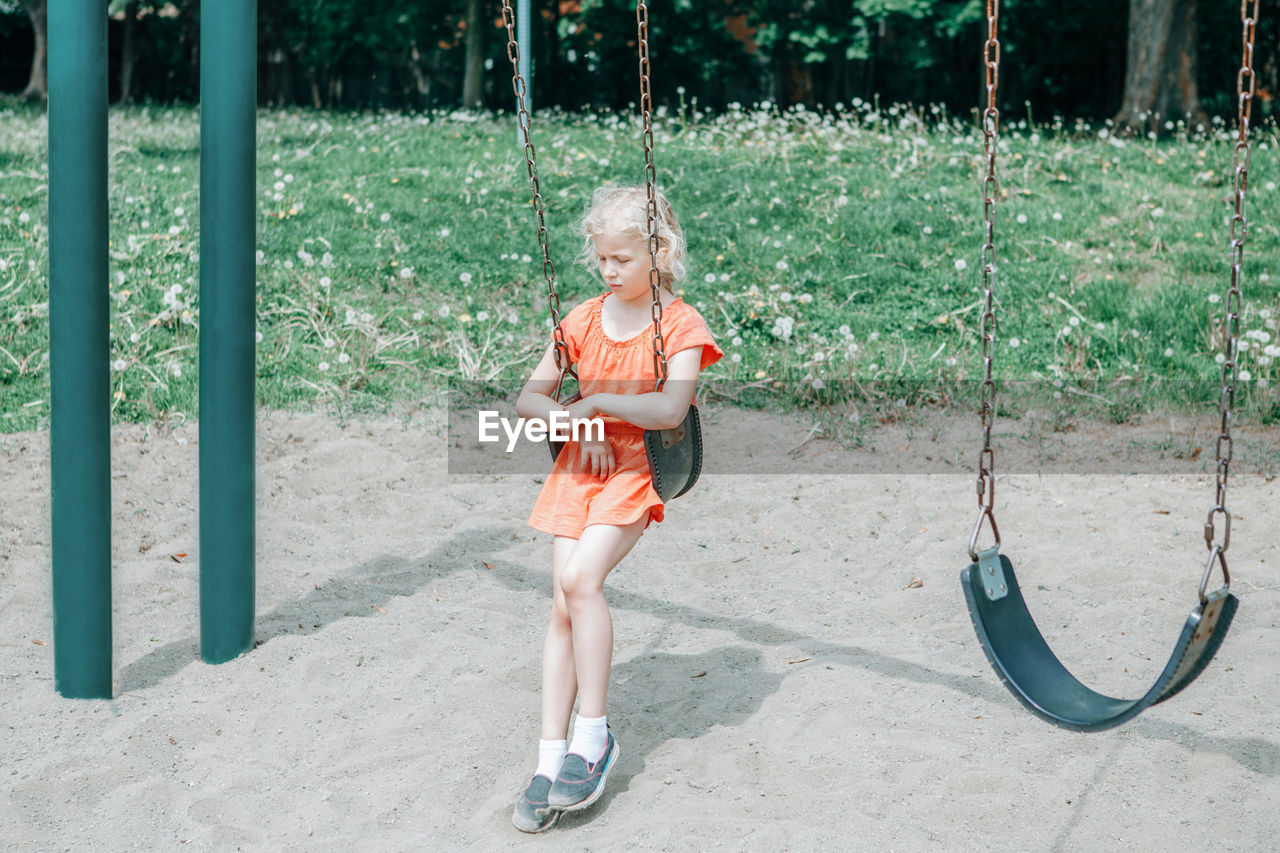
663,302 -> 723,371
550,297 -> 598,364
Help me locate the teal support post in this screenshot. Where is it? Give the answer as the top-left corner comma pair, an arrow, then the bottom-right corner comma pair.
48,0 -> 112,698
199,0 -> 257,663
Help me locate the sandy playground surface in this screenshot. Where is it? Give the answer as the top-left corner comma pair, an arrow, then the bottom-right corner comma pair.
2,400 -> 1279,851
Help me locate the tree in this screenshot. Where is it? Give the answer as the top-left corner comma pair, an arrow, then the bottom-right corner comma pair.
17,0 -> 45,102
1115,0 -> 1207,131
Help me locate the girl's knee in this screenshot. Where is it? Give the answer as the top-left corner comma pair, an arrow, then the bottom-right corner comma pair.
549,596 -> 572,629
559,564 -> 603,607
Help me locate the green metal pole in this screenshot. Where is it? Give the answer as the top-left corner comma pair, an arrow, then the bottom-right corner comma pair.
48,0 -> 112,698
199,0 -> 257,664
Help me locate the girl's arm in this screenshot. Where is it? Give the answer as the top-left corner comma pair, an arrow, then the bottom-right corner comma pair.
576,346 -> 704,431
515,344 -> 574,422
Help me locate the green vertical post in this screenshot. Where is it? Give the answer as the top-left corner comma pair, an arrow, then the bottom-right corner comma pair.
199,0 -> 257,663
48,0 -> 112,698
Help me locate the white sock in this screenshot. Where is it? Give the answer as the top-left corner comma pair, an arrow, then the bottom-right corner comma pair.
567,714 -> 608,761
535,739 -> 567,780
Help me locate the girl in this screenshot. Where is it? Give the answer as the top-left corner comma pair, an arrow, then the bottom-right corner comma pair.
511,185 -> 722,832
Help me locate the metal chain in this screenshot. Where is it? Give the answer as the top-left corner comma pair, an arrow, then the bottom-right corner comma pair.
969,0 -> 1001,561
1202,0 -> 1258,598
637,0 -> 669,389
501,1 -> 571,375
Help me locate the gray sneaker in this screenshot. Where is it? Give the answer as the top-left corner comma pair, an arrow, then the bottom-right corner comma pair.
546,730 -> 620,812
512,774 -> 560,833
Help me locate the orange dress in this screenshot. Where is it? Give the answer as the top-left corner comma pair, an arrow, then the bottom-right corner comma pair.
527,293 -> 724,538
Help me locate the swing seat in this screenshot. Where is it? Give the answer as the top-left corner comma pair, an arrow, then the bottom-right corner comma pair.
549,400 -> 703,503
960,552 -> 1237,732
643,404 -> 702,502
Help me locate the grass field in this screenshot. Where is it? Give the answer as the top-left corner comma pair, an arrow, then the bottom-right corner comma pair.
2,100 -> 1279,433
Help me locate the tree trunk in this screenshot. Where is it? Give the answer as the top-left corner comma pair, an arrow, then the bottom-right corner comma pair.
1114,0 -> 1207,132
462,0 -> 486,109
119,1 -> 139,104
19,0 -> 47,102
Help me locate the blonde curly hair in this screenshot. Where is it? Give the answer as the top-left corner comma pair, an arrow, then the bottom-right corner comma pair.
580,184 -> 686,291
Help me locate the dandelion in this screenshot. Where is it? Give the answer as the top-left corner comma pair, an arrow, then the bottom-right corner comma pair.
255,250 -> 265,264
476,310 -> 490,322
324,338 -> 335,349
811,378 -> 825,391
922,226 -> 933,235
720,273 -> 731,283
799,294 -> 813,304
337,352 -> 350,364
776,260 -> 789,271
1069,316 -> 1080,327
748,218 -> 758,225
1208,293 -> 1221,304
1165,347 -> 1174,357
379,213 -> 391,223
754,369 -> 767,379
521,254 -> 532,263
1215,353 -> 1226,364
412,311 -> 425,322
438,306 -> 451,318
399,267 -> 413,279
731,336 -> 743,347
839,325 -> 851,337
780,292 -> 792,302
345,309 -> 358,323
318,361 -> 330,372
954,258 -> 967,271
360,312 -> 373,323
1052,212 -> 1063,221
112,359 -> 127,371
705,273 -> 716,284
1016,214 -> 1027,224
460,272 -> 473,284
320,276 -> 332,288
1151,207 -> 1164,218
273,181 -> 285,192
174,206 -> 185,217
1240,370 -> 1252,381
129,332 -> 140,343
1009,338 -> 1020,348
440,227 -> 452,238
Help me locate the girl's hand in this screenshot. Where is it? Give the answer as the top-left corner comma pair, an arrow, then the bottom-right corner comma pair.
578,434 -> 616,480
564,397 -> 614,480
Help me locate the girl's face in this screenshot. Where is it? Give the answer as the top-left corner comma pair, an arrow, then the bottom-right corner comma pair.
593,229 -> 662,304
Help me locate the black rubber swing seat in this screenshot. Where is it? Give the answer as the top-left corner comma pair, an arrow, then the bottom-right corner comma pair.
960,551 -> 1238,733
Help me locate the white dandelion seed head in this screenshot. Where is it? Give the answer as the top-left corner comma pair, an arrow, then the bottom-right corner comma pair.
954,258 -> 968,271
318,361 -> 330,372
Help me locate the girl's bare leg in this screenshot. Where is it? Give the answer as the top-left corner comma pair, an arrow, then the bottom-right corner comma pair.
540,535 -> 581,740
558,517 -> 648,718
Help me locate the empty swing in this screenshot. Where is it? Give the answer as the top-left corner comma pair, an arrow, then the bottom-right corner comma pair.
501,1 -> 702,502
958,0 -> 1255,732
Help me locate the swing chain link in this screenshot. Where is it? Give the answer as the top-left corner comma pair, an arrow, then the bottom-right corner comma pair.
501,1 -> 572,375
637,0 -> 669,390
1205,0 -> 1258,571
970,0 -> 1001,562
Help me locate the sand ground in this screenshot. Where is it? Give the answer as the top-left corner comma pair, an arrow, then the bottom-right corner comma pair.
2,402 -> 1278,851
